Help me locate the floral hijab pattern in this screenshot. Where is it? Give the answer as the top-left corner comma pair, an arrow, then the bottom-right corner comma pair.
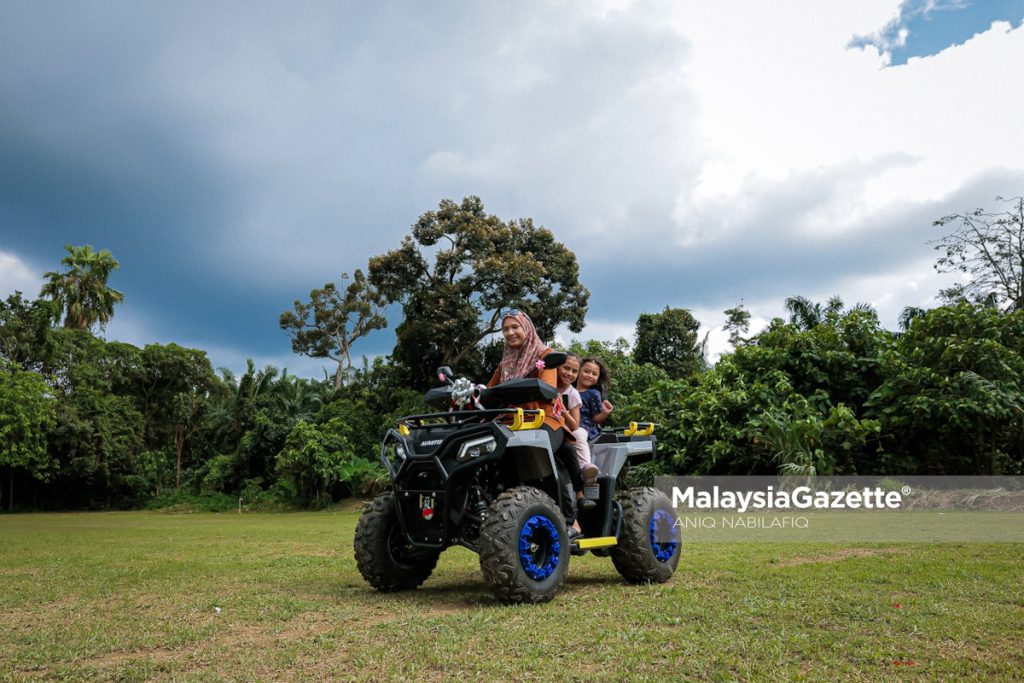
498,311 -> 548,383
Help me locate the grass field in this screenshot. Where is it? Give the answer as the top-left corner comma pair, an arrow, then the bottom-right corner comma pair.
2,506 -> 1022,682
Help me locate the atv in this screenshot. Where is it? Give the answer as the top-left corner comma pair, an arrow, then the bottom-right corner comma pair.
353,353 -> 681,604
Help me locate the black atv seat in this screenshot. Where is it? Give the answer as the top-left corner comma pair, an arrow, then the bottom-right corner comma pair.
479,379 -> 558,409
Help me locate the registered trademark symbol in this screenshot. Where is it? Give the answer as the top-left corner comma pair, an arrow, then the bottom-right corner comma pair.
901,486 -> 912,495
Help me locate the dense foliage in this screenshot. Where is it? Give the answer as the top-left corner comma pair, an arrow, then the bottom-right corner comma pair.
617,303 -> 1024,477
5,197 -> 1024,510
0,303 -> 420,510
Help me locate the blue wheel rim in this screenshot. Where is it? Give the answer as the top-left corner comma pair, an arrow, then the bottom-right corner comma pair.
518,514 -> 561,581
649,509 -> 679,563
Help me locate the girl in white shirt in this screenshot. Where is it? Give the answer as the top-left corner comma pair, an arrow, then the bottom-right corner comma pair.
556,353 -> 599,486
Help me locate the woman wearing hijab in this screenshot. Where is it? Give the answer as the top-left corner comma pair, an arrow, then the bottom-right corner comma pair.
486,310 -> 596,524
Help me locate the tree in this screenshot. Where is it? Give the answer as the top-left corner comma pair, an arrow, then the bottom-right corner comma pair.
723,303 -> 751,347
40,244 -> 125,330
0,363 -> 57,510
368,196 -> 590,387
630,303 -> 890,477
0,293 -> 57,370
43,330 -> 145,508
783,295 -> 823,330
275,418 -> 375,507
130,344 -> 218,489
932,196 -> 1024,310
898,306 -> 926,332
632,307 -> 706,378
783,295 -> 849,330
280,270 -> 387,389
200,360 -> 285,495
866,303 -> 1024,475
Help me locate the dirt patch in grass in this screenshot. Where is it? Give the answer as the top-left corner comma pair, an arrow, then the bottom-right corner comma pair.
53,612 -> 344,675
775,547 -> 903,566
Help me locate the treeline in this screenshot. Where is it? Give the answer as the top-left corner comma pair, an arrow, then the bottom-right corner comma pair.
4,196 -> 1024,510
0,304 -> 427,510
5,291 -> 1023,512
602,300 -> 1024,478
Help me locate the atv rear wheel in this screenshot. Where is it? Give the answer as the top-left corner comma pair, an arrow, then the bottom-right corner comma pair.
479,486 -> 569,604
354,492 -> 440,591
610,487 -> 680,584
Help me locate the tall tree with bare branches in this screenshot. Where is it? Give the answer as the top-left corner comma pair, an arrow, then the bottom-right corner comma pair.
280,270 -> 387,389
932,196 -> 1024,310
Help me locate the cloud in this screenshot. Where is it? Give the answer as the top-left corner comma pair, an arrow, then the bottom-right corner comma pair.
0,250 -> 42,298
2,1 -> 1023,378
582,166 -> 1024,330
0,0 -> 699,370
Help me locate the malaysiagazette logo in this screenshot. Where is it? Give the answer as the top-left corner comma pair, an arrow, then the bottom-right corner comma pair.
672,485 -> 906,513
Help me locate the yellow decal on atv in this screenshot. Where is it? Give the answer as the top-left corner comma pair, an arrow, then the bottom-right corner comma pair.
624,421 -> 655,437
510,408 -> 545,431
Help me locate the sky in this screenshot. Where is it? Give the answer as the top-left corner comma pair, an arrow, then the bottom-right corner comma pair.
2,0 -> 1023,378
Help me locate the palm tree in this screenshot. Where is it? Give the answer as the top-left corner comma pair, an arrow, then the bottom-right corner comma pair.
898,306 -> 926,332
40,244 -> 125,330
273,370 -> 326,425
784,296 -> 823,330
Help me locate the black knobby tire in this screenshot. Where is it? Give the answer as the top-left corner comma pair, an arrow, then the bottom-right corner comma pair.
610,487 -> 681,584
479,486 -> 569,604
354,492 -> 440,592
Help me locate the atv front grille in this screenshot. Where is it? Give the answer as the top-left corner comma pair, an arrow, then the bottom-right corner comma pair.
399,461 -> 445,490
395,489 -> 447,546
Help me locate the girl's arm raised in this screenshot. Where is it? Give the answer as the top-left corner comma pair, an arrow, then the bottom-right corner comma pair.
594,399 -> 614,424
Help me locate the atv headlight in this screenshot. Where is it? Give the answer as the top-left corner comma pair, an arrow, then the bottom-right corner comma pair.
456,436 -> 497,463
383,437 -> 407,473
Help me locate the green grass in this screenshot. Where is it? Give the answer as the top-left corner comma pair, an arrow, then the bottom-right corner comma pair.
1,507 -> 1022,681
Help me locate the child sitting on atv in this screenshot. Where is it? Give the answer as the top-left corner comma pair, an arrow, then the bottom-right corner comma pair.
577,357 -> 614,441
555,352 -> 599,486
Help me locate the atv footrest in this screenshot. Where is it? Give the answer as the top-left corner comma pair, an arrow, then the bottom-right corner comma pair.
574,536 -> 617,550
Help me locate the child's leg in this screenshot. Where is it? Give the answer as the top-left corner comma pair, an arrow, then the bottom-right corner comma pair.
573,427 -> 598,487
572,427 -> 591,468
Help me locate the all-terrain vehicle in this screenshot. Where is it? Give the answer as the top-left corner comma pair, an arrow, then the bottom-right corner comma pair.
353,353 -> 681,604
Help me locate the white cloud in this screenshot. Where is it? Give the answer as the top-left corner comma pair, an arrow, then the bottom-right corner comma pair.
693,253 -> 964,363
670,2 -> 1024,240
0,250 -> 42,298
554,319 -> 635,348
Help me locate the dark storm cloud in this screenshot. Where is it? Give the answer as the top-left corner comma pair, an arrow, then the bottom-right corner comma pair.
0,0 -> 698,370
2,1 -> 1020,375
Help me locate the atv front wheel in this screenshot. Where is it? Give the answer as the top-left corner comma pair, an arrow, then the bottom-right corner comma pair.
354,492 -> 440,591
479,486 -> 569,604
610,487 -> 680,584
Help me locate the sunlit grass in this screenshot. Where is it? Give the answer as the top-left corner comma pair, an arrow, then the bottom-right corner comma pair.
1,508 -> 1021,681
